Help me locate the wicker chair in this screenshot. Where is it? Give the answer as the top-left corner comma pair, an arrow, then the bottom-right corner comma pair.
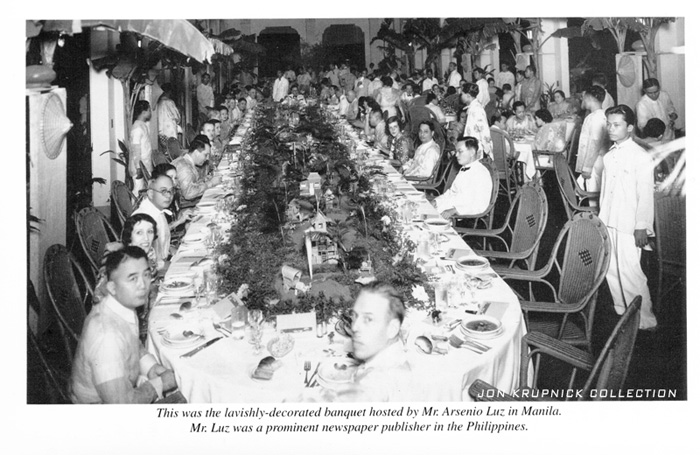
552,153 -> 599,220
458,183 -> 548,271
654,192 -> 685,312
74,207 -> 119,278
43,244 -> 94,370
532,122 -> 581,178
451,159 -> 500,230
498,212 -> 611,352
490,126 -> 521,203
27,280 -> 71,403
111,180 -> 136,228
468,296 -> 641,401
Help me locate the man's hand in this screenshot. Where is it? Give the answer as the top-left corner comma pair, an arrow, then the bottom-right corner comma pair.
159,369 -> 178,393
581,171 -> 591,180
173,209 -> 194,227
634,229 -> 648,248
669,112 -> 678,121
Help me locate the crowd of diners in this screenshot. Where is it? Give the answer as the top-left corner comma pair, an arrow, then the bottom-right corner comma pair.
69,56 -> 680,403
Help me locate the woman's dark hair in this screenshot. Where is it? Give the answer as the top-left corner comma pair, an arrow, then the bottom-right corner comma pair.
553,90 -> 566,99
426,92 -> 438,104
381,76 -> 394,87
385,116 -> 402,136
121,213 -> 158,245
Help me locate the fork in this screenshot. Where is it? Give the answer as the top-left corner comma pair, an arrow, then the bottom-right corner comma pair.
303,361 -> 311,385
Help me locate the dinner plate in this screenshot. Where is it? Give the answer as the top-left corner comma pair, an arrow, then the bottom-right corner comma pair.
455,256 -> 490,271
162,325 -> 204,345
162,277 -> 194,292
461,316 -> 503,339
317,359 -> 358,388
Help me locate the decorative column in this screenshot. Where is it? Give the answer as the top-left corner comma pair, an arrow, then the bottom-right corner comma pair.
537,18 -> 570,96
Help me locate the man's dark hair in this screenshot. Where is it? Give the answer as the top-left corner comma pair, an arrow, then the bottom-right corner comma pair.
419,120 -> 435,132
189,134 -> 210,153
463,83 -> 480,98
133,100 -> 150,120
584,85 -> 606,103
605,104 -> 636,126
152,163 -> 176,180
534,109 -> 553,124
513,100 -> 526,111
503,83 -> 512,91
104,246 -> 149,281
456,135 -> 480,151
643,118 -> 666,139
642,78 -> 660,91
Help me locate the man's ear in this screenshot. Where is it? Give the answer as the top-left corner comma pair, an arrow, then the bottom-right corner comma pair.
388,318 -> 401,340
105,279 -> 117,297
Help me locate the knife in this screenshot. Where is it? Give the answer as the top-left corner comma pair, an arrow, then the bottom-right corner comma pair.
180,337 -> 223,358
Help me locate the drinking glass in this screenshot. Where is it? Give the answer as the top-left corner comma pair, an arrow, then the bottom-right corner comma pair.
248,309 -> 265,354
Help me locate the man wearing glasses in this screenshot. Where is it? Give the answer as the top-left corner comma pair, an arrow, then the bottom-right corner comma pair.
172,134 -> 222,203
635,78 -> 678,142
133,173 -> 187,264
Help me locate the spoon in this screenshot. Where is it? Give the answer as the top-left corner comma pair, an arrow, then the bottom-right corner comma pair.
414,335 -> 433,354
179,301 -> 192,312
170,313 -> 183,320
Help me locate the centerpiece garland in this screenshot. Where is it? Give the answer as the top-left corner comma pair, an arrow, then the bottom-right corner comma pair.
215,102 -> 432,322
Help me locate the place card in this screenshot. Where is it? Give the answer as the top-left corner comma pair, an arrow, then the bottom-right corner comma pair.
484,301 -> 510,321
276,311 -> 316,335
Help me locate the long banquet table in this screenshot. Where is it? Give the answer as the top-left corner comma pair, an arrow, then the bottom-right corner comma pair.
147,107 -> 528,403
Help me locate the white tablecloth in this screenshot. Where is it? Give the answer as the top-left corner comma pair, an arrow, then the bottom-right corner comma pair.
147,112 -> 527,403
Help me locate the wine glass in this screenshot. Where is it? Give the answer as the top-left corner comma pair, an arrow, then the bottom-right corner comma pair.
248,309 -> 265,354
193,273 -> 204,305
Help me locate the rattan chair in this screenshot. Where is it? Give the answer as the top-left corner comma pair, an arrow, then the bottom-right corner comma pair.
532,122 -> 581,178
552,153 -> 599,220
111,180 -> 136,227
490,126 -> 521,203
654,192 -> 685,312
451,159 -> 500,230
458,183 -> 548,271
468,296 -> 641,401
27,280 -> 71,403
498,212 -> 611,352
43,244 -> 94,370
74,207 -> 119,278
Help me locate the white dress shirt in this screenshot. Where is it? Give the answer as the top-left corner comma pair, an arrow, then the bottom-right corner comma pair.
434,160 -> 492,215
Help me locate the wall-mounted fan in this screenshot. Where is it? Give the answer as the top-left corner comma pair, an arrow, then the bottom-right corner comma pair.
39,93 -> 72,159
617,54 -> 636,88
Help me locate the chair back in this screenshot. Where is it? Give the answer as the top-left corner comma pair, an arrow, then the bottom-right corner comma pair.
552,153 -> 593,219
111,180 -> 135,227
556,213 -> 611,307
408,106 -> 436,139
655,192 -> 686,269
490,126 -> 519,200
566,122 -> 582,167
43,245 -> 93,368
411,95 -> 428,108
581,296 -> 641,400
74,207 -> 119,277
509,183 -> 549,268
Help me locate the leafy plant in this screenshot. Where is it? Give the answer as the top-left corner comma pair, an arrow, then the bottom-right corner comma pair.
100,140 -> 132,189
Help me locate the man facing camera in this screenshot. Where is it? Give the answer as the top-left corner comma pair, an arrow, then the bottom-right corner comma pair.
70,247 -> 177,403
171,135 -> 222,203
348,282 -> 413,401
433,136 -> 492,218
